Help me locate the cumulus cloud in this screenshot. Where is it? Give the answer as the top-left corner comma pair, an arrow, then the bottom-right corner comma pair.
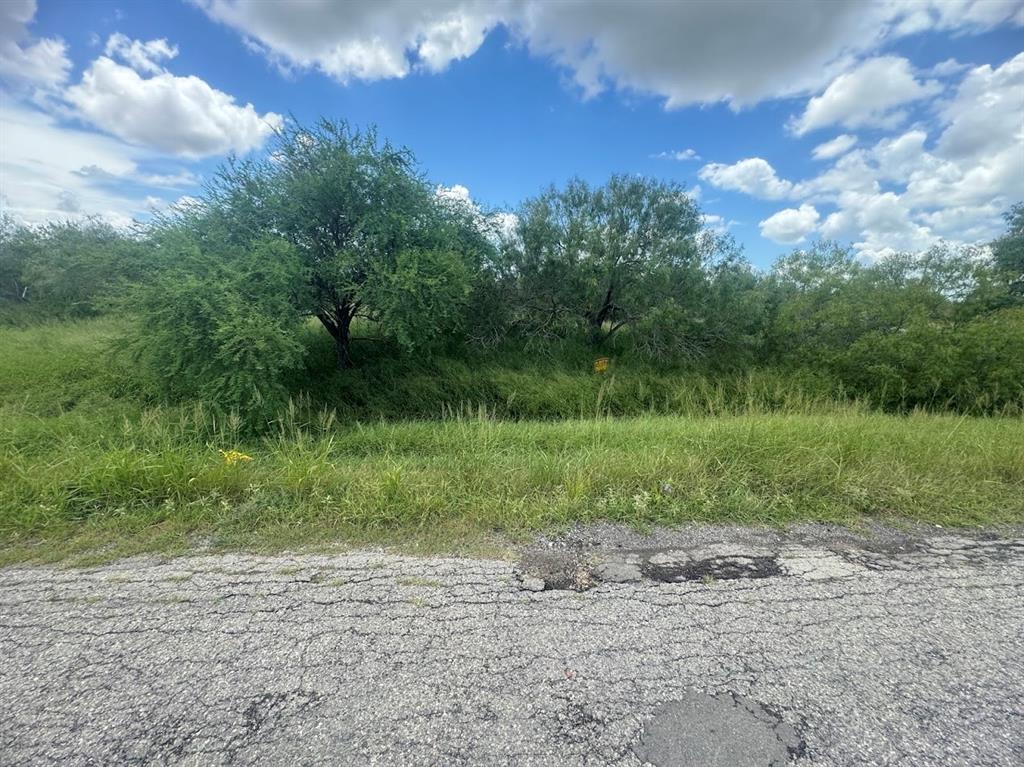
701,213 -> 736,235
194,0 -> 500,83
811,134 -> 857,160
652,148 -> 700,161
833,191 -> 937,261
934,51 -> 1024,162
1,9 -> 292,227
698,158 -> 794,200
435,183 -> 474,208
928,58 -> 970,77
790,56 -> 941,135
0,103 -> 181,225
436,183 -> 518,243
192,0 -> 1023,109
65,38 -> 283,157
0,0 -> 71,90
759,204 -> 820,244
104,33 -> 179,75
709,49 -> 1023,258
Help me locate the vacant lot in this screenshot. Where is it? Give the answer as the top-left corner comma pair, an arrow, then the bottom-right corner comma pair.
2,320 -> 1022,565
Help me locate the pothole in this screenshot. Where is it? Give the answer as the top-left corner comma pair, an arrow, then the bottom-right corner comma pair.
644,554 -> 783,583
633,692 -> 805,767
517,547 -> 786,591
517,549 -> 595,591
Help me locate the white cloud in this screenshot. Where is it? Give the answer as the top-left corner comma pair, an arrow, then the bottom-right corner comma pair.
194,0 -> 500,83
435,183 -> 474,208
104,33 -> 179,75
65,46 -> 283,157
1,9 -> 283,227
934,51 -> 1024,162
836,191 -> 937,261
0,103 -> 174,225
652,148 -> 700,161
698,158 -> 793,200
701,213 -> 736,235
0,0 -> 71,90
759,204 -> 820,244
928,58 -> 970,77
490,210 -> 519,242
811,134 -> 857,160
192,0 -> 1024,109
790,56 -> 941,135
436,183 -> 518,243
706,50 -> 1024,259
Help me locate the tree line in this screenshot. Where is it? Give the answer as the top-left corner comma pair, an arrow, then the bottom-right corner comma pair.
2,119 -> 1022,419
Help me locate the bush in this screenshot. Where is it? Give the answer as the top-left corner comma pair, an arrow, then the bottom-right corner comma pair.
0,217 -> 147,319
122,234 -> 309,424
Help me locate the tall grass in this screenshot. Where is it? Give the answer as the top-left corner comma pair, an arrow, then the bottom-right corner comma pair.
2,406 -> 1022,564
1,318 -> 1022,564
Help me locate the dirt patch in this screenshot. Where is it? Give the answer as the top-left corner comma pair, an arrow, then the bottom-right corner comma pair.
517,548 -> 595,591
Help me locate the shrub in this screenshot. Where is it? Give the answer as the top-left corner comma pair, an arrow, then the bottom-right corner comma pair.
122,234 -> 308,424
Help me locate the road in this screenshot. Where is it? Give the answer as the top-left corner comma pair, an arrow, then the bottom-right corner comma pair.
1,524 -> 1022,766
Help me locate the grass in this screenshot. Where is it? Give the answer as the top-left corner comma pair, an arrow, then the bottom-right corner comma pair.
1,318 -> 1022,565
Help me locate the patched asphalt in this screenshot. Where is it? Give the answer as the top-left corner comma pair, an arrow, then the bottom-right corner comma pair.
1,524 -> 1022,766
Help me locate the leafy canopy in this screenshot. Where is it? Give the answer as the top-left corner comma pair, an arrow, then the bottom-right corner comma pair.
199,119 -> 494,366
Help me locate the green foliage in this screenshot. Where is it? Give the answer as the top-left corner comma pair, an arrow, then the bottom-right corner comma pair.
765,238 -> 1024,411
496,175 -> 772,365
503,176 -> 708,345
3,315 -> 1022,562
121,235 -> 309,421
991,203 -> 1024,299
198,119 -> 493,366
3,400 -> 1022,563
0,216 -> 145,319
950,307 -> 1024,410
365,247 -> 473,351
1,119 -> 1021,432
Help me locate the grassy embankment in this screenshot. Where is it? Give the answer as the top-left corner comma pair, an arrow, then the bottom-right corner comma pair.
1,318 -> 1022,564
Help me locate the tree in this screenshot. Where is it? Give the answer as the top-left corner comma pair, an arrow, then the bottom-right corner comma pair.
764,241 -> 860,360
0,217 -> 145,317
507,175 -> 705,348
0,214 -> 28,304
197,119 -> 493,367
991,202 -> 1023,300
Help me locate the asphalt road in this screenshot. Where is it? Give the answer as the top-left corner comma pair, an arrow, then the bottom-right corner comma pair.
1,525 -> 1022,766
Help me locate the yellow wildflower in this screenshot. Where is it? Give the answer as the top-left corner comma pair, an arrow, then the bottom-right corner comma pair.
219,449 -> 253,466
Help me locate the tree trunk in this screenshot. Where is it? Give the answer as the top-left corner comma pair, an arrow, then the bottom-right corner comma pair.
589,285 -> 615,345
317,304 -> 355,370
335,315 -> 353,369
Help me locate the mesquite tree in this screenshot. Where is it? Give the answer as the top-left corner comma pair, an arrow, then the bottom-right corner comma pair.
507,175 -> 706,347
201,119 -> 492,367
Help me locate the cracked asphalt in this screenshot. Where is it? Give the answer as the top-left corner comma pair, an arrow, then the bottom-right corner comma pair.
1,525 -> 1023,766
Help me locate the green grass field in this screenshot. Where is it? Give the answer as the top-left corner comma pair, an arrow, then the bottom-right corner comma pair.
2,319 -> 1022,564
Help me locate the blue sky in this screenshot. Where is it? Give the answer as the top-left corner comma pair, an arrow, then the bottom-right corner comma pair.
2,1 -> 1022,267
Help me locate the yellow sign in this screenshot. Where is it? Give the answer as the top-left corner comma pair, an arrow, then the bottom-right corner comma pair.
593,357 -> 610,374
